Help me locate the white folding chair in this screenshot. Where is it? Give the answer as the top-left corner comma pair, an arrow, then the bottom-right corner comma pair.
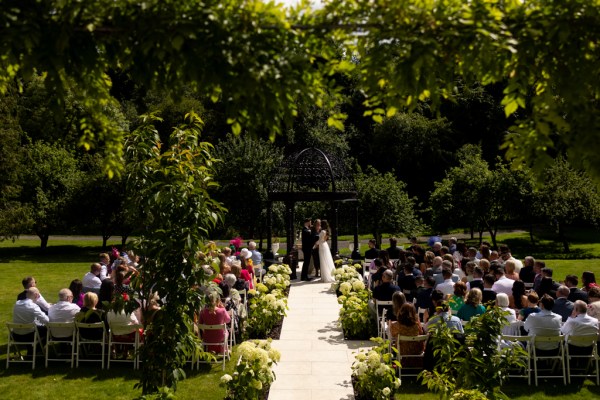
238,289 -> 249,318
532,335 -> 566,386
502,320 -> 524,336
198,323 -> 230,370
363,259 -> 373,284
108,322 -> 143,369
6,322 -> 42,370
45,322 -> 75,367
375,300 -> 393,338
417,307 -> 428,323
500,334 -> 532,385
228,309 -> 237,349
76,321 -> 106,369
565,334 -> 600,385
397,335 -> 428,379
524,282 -> 534,289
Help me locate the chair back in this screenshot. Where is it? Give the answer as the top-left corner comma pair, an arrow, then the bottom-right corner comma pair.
567,333 -> 599,348
47,322 -> 75,339
502,320 -> 524,336
6,322 -> 41,370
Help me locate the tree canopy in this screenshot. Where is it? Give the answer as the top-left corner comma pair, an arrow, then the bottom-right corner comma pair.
3,0 -> 600,179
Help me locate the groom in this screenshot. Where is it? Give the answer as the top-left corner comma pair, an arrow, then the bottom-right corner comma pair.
311,219 -> 321,278
300,218 -> 313,281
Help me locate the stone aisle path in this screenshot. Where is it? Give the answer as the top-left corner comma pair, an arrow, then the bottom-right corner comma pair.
268,273 -> 373,400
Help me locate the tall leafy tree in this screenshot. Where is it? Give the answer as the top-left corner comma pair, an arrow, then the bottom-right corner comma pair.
213,134 -> 284,241
126,113 -> 226,394
533,158 -> 600,253
18,142 -> 84,249
355,166 -> 420,247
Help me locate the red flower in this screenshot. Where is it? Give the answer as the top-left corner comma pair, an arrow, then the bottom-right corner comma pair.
122,293 -> 129,301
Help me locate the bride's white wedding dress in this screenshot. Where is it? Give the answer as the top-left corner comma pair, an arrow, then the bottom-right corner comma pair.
317,230 -> 335,283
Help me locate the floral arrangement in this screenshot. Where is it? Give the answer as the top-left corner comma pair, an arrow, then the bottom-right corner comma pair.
246,289 -> 288,338
352,337 -> 401,400
334,258 -> 344,267
331,264 -> 362,292
102,292 -> 139,315
263,264 -> 292,292
221,339 -> 281,400
338,288 -> 374,339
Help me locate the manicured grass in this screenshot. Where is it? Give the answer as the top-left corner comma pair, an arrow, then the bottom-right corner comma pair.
394,378 -> 600,400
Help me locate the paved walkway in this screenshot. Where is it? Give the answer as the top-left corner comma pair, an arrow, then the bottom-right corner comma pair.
268,268 -> 373,400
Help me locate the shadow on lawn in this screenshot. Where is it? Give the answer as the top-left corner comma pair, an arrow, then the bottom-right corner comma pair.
0,245 -> 101,264
0,363 -> 140,381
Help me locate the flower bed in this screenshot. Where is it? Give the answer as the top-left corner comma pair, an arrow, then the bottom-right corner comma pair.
334,264 -> 375,340
351,337 -> 401,400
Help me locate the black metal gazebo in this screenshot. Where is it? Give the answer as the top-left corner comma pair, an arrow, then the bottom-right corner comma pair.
266,147 -> 360,260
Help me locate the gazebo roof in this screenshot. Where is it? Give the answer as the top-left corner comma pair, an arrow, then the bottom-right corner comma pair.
268,148 -> 357,202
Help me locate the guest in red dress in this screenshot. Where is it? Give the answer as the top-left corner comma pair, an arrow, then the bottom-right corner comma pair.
199,292 -> 231,353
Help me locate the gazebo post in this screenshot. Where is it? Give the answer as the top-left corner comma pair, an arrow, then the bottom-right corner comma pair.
287,201 -> 294,255
265,201 -> 273,260
352,202 -> 361,260
331,201 -> 339,256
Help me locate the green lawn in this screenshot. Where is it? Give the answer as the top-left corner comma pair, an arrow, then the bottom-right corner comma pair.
2,234 -> 600,399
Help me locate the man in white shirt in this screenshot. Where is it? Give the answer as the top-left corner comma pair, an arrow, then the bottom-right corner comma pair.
17,276 -> 51,314
99,253 -> 110,280
436,268 -> 457,297
561,300 -> 599,354
48,289 -> 80,338
13,287 -> 49,349
524,294 -> 563,353
82,263 -> 103,292
491,267 -> 514,296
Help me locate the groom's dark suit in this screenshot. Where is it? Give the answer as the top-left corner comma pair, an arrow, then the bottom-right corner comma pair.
301,225 -> 313,280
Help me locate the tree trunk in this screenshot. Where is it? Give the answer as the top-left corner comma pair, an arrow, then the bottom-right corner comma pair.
470,225 -> 474,240
485,221 -> 498,249
374,230 -> 382,249
121,235 -> 128,247
39,233 -> 49,251
529,224 -> 535,246
557,223 -> 570,253
102,234 -> 111,249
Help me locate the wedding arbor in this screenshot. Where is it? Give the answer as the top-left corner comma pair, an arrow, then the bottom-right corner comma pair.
266,147 -> 360,260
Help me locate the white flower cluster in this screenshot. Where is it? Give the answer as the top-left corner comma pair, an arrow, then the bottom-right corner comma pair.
263,263 -> 291,291
332,264 -> 362,291
352,348 -> 400,400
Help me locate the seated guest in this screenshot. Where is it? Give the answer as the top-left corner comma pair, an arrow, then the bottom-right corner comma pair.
434,261 -> 459,286
17,276 -> 51,314
69,279 -> 84,308
519,292 -> 541,321
509,280 -> 528,311
391,303 -> 425,367
416,277 -> 435,322
504,260 -> 520,281
561,300 -> 599,354
75,292 -> 106,340
424,299 -> 464,334
553,285 -> 574,322
582,271 -> 598,293
457,288 -> 485,322
436,267 -> 458,297
365,239 -> 380,260
231,262 -> 250,291
248,241 -> 265,279
113,267 -> 132,295
370,259 -> 386,289
448,282 -> 467,315
106,296 -> 141,342
524,294 -> 563,355
99,253 -> 110,280
48,289 -> 80,337
13,287 -> 49,349
587,287 -> 600,319
386,237 -> 402,259
397,263 -> 417,302
482,274 -> 497,305
371,270 -> 401,320
388,292 -> 406,326
491,267 -> 514,296
467,265 -> 484,291
82,263 -> 103,293
198,291 -> 231,353
519,256 -> 536,283
565,275 -> 589,303
496,293 -> 517,329
97,279 -> 115,311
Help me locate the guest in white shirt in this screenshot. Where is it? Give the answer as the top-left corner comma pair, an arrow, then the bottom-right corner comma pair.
17,276 -> 51,314
561,300 -> 599,354
13,287 -> 49,345
48,289 -> 80,337
82,263 -> 103,292
491,267 -> 515,297
436,268 -> 457,297
524,294 -> 563,353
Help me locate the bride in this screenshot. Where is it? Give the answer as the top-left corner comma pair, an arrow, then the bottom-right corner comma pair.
317,220 -> 335,283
